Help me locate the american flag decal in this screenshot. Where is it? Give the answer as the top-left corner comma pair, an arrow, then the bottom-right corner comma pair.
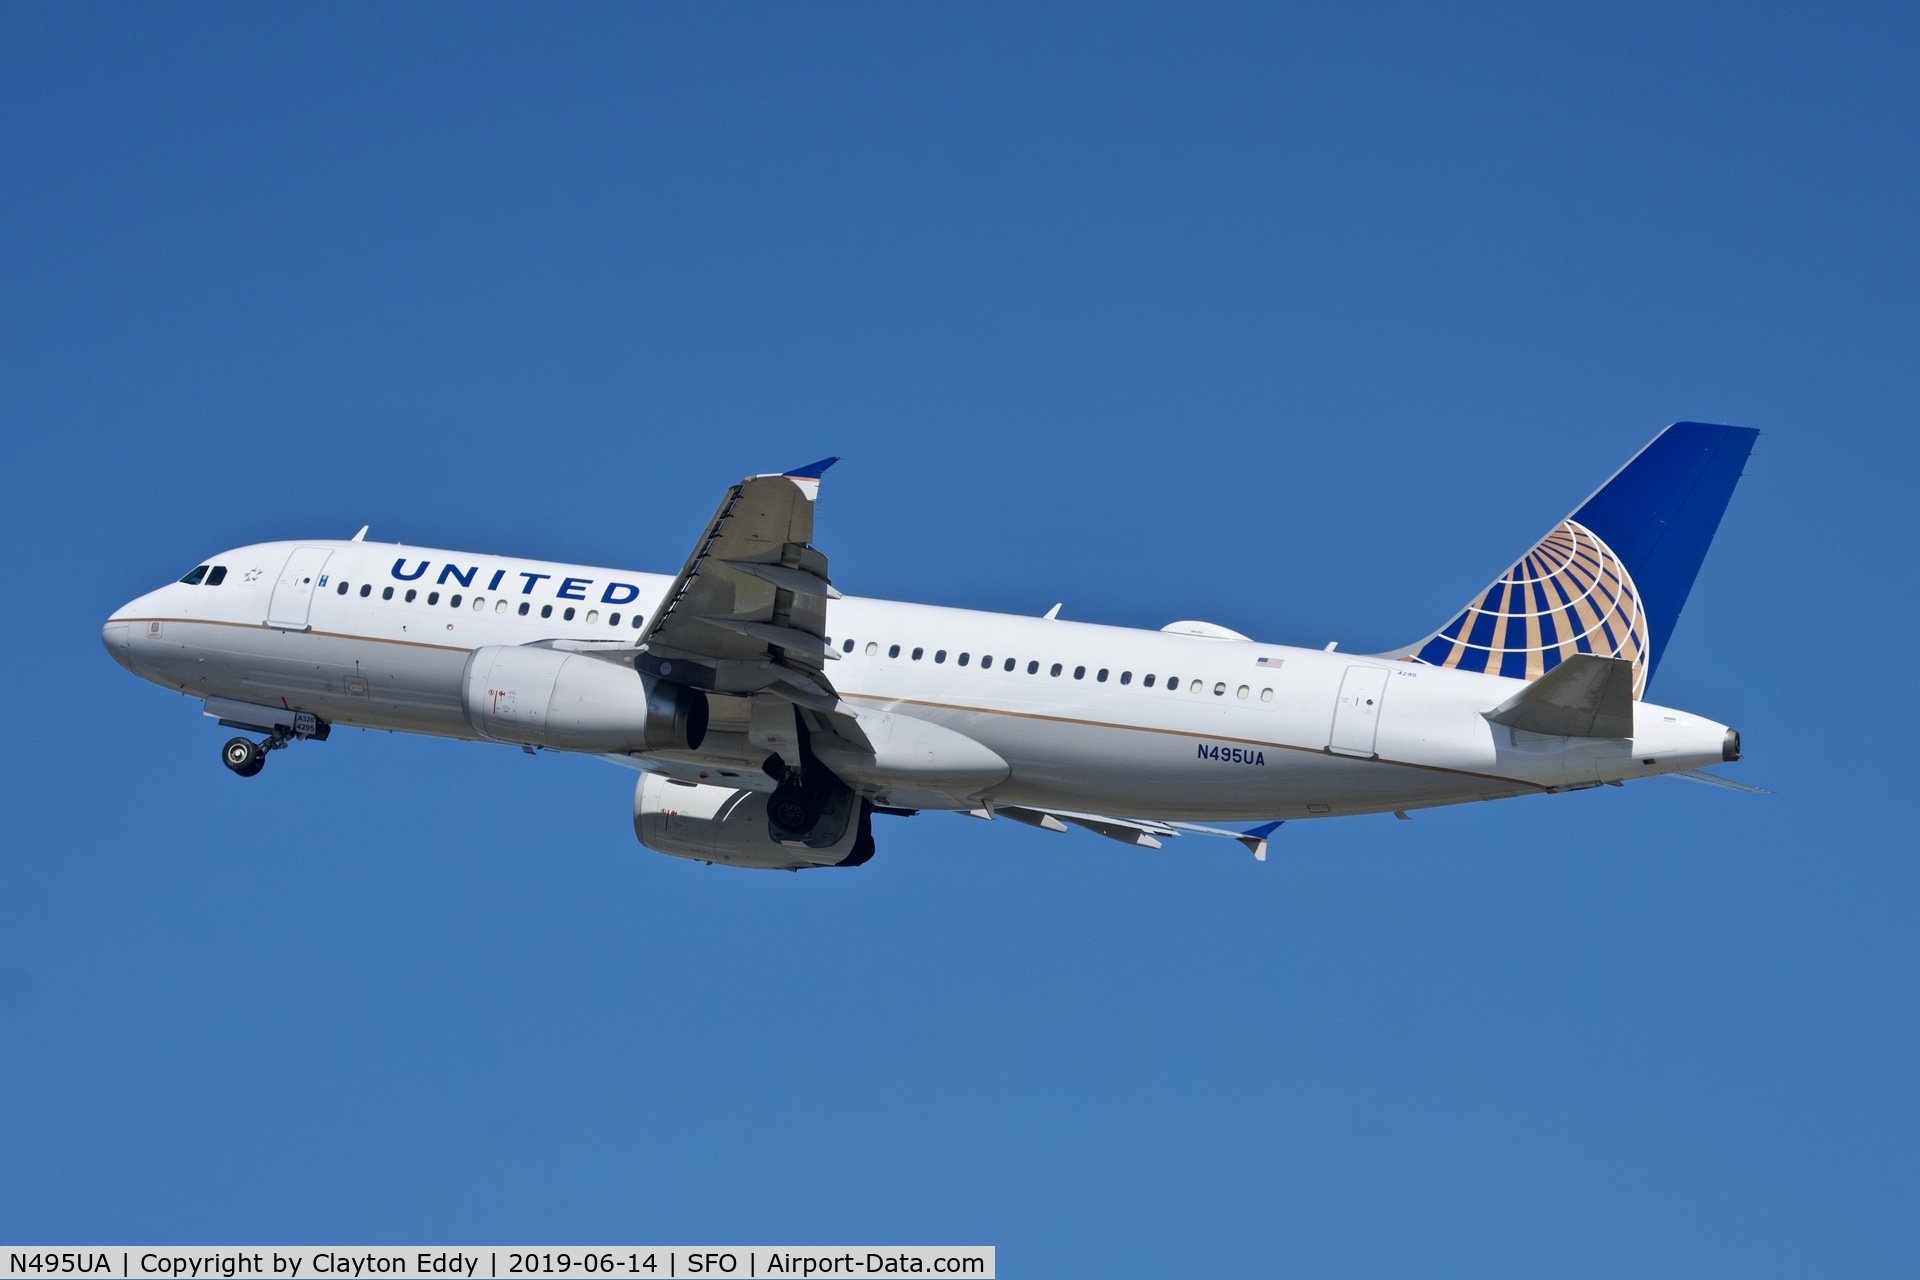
1255,656 -> 1284,668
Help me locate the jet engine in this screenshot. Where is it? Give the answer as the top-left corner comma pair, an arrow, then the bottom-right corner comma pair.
461,645 -> 708,753
633,772 -> 875,870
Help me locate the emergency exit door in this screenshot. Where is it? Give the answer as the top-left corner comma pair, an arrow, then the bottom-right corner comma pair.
1327,665 -> 1390,758
266,547 -> 333,631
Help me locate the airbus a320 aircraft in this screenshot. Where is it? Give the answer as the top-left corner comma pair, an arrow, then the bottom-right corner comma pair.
104,422 -> 1758,869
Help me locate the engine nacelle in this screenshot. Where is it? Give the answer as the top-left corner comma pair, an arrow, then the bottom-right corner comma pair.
634,773 -> 874,870
462,645 -> 707,753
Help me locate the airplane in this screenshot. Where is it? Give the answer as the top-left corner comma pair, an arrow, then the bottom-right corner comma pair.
102,421 -> 1760,870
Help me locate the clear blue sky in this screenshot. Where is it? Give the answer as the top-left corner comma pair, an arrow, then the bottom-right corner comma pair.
3,3 -> 1916,1274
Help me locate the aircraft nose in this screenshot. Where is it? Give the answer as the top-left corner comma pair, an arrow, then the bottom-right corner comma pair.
102,613 -> 135,670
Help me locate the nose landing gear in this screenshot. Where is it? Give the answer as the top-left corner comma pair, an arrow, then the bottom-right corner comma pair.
217,708 -> 327,778
221,730 -> 294,778
222,736 -> 268,777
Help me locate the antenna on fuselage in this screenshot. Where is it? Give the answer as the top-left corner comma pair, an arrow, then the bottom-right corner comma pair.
351,525 -> 369,542
1042,603 -> 1062,620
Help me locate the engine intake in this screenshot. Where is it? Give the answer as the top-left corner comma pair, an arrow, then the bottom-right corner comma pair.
461,645 -> 707,753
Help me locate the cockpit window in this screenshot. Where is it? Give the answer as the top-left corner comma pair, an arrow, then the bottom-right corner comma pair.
205,566 -> 227,586
178,565 -> 209,585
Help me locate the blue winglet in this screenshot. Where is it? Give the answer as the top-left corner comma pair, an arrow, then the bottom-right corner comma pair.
1243,821 -> 1284,839
784,457 -> 840,479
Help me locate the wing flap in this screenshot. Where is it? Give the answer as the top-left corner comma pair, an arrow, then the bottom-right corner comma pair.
718,558 -> 841,600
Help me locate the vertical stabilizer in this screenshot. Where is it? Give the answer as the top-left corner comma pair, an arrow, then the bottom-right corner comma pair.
1399,422 -> 1758,695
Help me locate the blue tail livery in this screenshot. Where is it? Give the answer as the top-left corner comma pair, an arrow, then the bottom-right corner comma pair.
1400,422 -> 1759,695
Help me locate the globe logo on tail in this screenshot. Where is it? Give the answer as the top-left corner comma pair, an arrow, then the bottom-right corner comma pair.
1412,519 -> 1650,697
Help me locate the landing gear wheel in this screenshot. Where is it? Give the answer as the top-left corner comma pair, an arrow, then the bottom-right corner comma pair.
222,737 -> 266,778
768,785 -> 820,836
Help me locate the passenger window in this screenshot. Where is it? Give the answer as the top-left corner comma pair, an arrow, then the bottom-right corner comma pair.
1120,671 -> 1132,685
980,655 -> 991,668
958,652 -> 969,666
1097,668 -> 1108,682
518,602 -> 530,616
382,586 -> 393,600
866,642 -> 878,656
1144,674 -> 1156,688
1027,661 -> 1039,674
843,638 -> 855,653
889,644 -> 901,658
586,610 -> 599,623
1190,679 -> 1203,694
336,582 -> 349,595
1004,658 -> 1015,672
206,566 -> 228,586
405,589 -> 417,603
1073,665 -> 1085,679
361,584 -> 372,598
564,607 -> 576,621
541,604 -> 553,619
496,600 -> 508,614
1050,663 -> 1062,677
1167,676 -> 1179,691
610,612 -> 621,626
935,650 -> 947,663
1261,688 -> 1274,702
1213,682 -> 1226,696
1236,685 -> 1249,699
178,565 -> 209,585
912,647 -> 923,660
473,596 -> 485,610
632,615 -> 644,628
427,591 -> 440,605
450,594 -> 463,608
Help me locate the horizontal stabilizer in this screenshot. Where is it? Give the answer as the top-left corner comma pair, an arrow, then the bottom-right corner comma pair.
1487,653 -> 1634,738
1671,769 -> 1771,794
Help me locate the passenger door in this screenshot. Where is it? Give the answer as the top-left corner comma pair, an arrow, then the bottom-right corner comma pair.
1328,665 -> 1391,758
266,547 -> 333,631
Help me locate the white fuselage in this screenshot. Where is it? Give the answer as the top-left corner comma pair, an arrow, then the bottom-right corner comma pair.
103,539 -> 1735,821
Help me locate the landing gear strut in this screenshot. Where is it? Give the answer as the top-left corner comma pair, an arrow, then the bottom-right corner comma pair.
221,731 -> 290,778
762,712 -> 857,849
217,709 -> 326,778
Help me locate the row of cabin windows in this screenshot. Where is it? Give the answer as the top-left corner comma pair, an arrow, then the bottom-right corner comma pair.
827,636 -> 1275,702
181,564 -> 1264,686
329,581 -> 642,629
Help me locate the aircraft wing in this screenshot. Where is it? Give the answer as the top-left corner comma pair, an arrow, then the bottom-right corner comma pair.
971,804 -> 1281,860
630,458 -> 843,708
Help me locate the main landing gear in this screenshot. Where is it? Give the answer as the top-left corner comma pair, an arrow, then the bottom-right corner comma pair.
762,713 -> 858,850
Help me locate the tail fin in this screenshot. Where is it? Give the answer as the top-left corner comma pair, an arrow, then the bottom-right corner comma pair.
1399,422 -> 1759,695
